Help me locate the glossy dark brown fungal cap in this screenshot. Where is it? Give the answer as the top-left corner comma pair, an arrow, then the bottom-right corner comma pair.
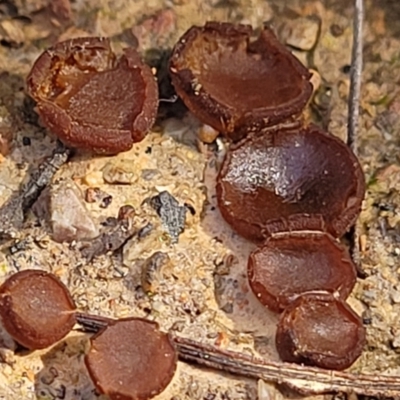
0,270 -> 76,350
26,37 -> 158,154
169,22 -> 312,141
217,125 -> 365,242
276,292 -> 366,370
85,318 -> 177,400
248,232 -> 356,312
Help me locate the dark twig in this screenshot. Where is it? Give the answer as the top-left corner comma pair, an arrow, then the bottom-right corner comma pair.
75,313 -> 400,397
0,142 -> 70,239
347,0 -> 364,151
79,214 -> 137,261
173,336 -> 400,397
75,312 -> 112,333
21,141 -> 71,210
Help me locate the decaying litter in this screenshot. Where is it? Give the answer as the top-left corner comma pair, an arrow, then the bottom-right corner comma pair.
149,190 -> 187,243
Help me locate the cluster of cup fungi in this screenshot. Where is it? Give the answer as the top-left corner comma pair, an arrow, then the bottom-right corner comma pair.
0,21 -> 367,399
0,269 -> 177,400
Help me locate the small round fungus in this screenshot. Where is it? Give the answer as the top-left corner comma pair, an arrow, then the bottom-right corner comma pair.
0,270 -> 76,350
216,125 -> 365,242
169,22 -> 312,141
85,317 -> 177,400
275,292 -> 366,370
26,37 -> 158,154
248,232 -> 357,312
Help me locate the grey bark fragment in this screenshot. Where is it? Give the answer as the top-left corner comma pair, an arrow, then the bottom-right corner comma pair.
23,144 -> 71,211
80,218 -> 137,261
149,191 -> 187,243
0,143 -> 70,239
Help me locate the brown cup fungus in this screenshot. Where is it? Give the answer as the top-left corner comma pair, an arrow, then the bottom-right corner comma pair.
0,269 -> 76,350
248,232 -> 357,312
169,22 -> 312,141
85,317 -> 177,400
216,125 -> 365,242
275,292 -> 366,370
26,37 -> 158,154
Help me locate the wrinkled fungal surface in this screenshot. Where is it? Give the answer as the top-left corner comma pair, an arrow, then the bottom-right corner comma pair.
85,317 -> 177,400
275,292 -> 366,370
26,37 -> 159,154
216,125 -> 365,242
169,22 -> 312,141
0,270 -> 76,350
248,232 -> 357,312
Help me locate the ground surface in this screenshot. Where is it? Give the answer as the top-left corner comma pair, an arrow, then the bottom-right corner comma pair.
0,0 -> 400,399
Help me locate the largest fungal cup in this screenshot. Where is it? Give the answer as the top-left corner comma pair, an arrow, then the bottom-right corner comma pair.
216,124 -> 366,242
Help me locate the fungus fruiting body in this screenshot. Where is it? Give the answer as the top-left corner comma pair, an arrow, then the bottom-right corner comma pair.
169,22 -> 312,141
27,37 -> 158,154
85,317 -> 177,400
275,292 -> 366,370
248,231 -> 357,312
5,18 -> 368,385
0,269 -> 76,349
216,124 -> 365,242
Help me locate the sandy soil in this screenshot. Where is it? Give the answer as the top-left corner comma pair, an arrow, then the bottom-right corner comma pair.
0,0 -> 400,399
